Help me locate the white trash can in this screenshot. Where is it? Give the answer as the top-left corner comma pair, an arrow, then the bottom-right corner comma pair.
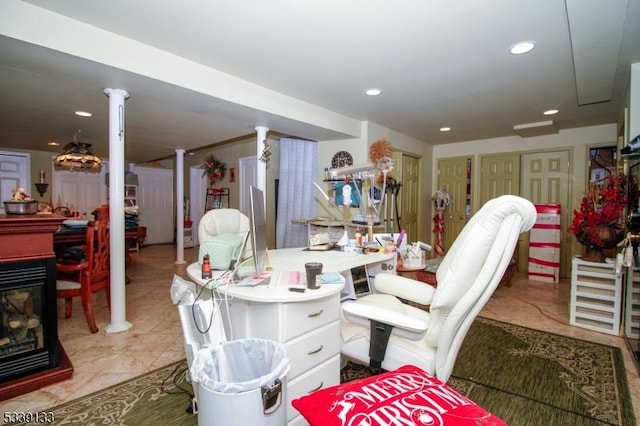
190,338 -> 290,426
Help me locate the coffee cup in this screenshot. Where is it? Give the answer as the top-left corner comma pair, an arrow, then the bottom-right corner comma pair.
305,262 -> 323,290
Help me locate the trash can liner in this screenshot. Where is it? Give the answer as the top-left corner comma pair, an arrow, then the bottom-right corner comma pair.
170,274 -> 197,305
190,338 -> 290,394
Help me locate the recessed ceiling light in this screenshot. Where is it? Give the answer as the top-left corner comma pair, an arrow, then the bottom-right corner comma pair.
75,111 -> 93,117
543,109 -> 559,115
509,41 -> 535,55
366,88 -> 382,96
440,127 -> 451,132
48,142 -> 59,146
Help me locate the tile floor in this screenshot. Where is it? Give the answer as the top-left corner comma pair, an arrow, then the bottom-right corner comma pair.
1,244 -> 639,424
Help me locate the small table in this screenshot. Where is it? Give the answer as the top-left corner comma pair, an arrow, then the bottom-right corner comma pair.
54,227 -> 143,259
397,258 -> 442,287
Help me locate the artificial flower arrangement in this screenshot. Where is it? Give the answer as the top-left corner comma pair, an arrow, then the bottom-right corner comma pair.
202,154 -> 227,184
568,173 -> 628,249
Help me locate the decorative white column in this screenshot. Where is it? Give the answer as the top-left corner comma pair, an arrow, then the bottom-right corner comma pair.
175,149 -> 186,265
103,87 -> 132,334
255,126 -> 269,192
630,63 -> 639,142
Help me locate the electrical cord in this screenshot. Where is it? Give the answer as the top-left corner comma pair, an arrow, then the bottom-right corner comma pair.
160,360 -> 194,399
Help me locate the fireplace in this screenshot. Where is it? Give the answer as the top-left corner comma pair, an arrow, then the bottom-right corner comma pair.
0,258 -> 58,381
0,214 -> 72,400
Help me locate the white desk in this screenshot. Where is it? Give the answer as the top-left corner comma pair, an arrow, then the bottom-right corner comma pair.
186,247 -> 396,425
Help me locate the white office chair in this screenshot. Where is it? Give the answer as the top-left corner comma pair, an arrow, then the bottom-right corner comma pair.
340,195 -> 536,382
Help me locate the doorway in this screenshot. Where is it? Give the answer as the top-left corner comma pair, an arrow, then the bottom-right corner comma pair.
0,151 -> 30,215
519,150 -> 571,278
394,152 -> 420,242
437,156 -> 472,252
438,149 -> 572,277
135,166 -> 174,245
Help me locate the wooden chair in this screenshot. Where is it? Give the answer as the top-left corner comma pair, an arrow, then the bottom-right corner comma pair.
56,215 -> 111,333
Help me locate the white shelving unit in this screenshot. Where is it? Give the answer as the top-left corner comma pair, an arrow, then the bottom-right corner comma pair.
625,267 -> 640,338
570,256 -> 623,335
124,184 -> 137,207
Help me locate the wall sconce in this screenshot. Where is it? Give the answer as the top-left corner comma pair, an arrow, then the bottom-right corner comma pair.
34,170 -> 48,197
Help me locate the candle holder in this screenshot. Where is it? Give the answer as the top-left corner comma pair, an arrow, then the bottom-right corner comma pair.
34,182 -> 49,197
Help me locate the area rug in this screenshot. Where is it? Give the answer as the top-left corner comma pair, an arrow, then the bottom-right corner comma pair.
343,317 -> 636,426
23,318 -> 635,426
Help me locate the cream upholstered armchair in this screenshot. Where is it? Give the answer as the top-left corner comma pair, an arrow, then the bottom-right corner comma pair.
340,195 -> 536,382
198,208 -> 251,267
198,208 -> 250,242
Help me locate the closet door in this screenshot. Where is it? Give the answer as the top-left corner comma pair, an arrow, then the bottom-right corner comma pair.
520,150 -> 571,278
437,156 -> 471,253
399,153 -> 420,241
479,153 -> 520,206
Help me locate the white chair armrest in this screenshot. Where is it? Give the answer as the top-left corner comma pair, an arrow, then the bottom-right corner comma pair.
374,273 -> 435,305
342,300 -> 429,334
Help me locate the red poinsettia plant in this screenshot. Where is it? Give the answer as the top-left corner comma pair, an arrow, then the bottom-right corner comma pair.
568,173 -> 628,248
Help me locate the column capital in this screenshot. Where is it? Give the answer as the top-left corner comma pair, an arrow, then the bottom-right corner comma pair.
255,125 -> 269,133
104,88 -> 130,99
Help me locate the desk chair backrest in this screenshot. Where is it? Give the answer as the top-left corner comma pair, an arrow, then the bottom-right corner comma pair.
428,195 -> 536,379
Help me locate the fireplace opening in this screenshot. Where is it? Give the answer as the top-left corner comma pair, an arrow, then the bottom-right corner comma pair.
0,259 -> 58,382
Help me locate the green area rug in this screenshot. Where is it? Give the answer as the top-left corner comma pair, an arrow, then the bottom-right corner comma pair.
27,318 -> 635,426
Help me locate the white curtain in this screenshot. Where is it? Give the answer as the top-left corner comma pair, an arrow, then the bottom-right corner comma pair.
276,138 -> 318,248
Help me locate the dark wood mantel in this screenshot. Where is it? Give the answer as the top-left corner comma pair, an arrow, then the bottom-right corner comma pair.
0,214 -> 66,262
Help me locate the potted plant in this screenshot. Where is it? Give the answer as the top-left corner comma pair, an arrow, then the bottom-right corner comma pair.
568,173 -> 628,262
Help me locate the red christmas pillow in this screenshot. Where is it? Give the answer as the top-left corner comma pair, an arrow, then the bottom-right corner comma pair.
292,364 -> 506,426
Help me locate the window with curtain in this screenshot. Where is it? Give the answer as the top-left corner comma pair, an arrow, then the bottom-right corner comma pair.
276,138 -> 318,248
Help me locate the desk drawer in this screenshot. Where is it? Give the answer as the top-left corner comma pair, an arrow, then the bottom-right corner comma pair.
287,355 -> 340,422
286,321 -> 340,379
283,294 -> 339,340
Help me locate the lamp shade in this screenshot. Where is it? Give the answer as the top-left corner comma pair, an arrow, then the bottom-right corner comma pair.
54,140 -> 101,172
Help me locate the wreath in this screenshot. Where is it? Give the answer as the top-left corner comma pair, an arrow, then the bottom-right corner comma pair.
202,154 -> 227,184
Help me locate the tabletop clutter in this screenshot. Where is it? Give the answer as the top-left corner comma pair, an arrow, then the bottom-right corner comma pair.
309,227 -> 433,270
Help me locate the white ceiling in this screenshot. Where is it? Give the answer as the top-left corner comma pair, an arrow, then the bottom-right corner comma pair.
1,0 -> 639,163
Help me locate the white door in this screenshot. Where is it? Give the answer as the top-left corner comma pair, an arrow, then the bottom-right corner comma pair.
0,151 -> 30,214
135,166 -> 174,244
52,165 -> 108,219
